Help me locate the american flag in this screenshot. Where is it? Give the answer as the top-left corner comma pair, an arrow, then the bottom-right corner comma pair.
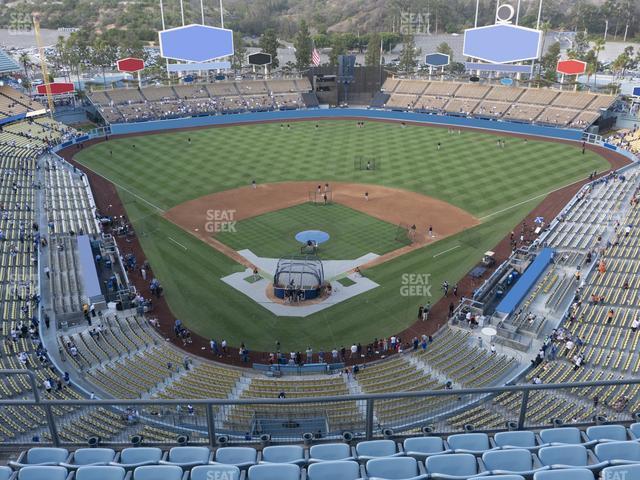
311,48 -> 320,66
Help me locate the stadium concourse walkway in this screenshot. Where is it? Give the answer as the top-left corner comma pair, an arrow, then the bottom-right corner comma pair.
57,134 -> 632,368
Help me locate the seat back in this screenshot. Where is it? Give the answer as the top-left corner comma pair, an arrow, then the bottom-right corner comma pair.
426,453 -> 478,476
595,441 -> 640,462
533,468 -> 594,480
447,433 -> 490,451
307,461 -> 360,480
630,423 -> 640,439
26,448 -> 69,465
538,445 -> 587,467
215,447 -> 257,465
366,457 -> 418,480
494,431 -> 536,448
119,448 -> 163,465
308,444 -> 351,461
539,427 -> 582,445
247,464 -> 300,480
586,425 -> 627,442
403,436 -> 444,454
261,445 -> 304,463
73,448 -> 116,465
601,465 -> 640,480
168,447 -> 210,464
481,476 -> 525,480
355,440 -> 397,457
0,466 -> 12,480
191,465 -> 241,480
76,466 -> 125,480
134,465 -> 183,480
482,449 -> 533,472
18,466 -> 68,480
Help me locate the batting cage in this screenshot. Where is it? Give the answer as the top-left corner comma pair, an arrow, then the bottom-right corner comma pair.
273,255 -> 324,300
354,156 -> 380,171
395,223 -> 415,245
308,189 -> 333,205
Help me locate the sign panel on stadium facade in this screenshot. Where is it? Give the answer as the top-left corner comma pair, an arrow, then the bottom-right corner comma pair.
36,82 -> 74,95
556,59 -> 587,75
464,62 -> 533,74
500,77 -> 514,86
248,52 -> 272,66
425,52 -> 449,67
633,86 -> 640,97
159,24 -> 234,62
117,57 -> 145,73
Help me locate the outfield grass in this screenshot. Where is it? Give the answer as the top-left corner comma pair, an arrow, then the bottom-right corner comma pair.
77,120 -> 607,217
216,202 -> 406,260
75,120 -> 610,351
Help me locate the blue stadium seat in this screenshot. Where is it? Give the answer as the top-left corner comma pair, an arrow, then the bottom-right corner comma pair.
247,463 -> 300,480
260,445 -> 306,465
425,452 -> 484,479
133,465 -> 184,480
159,447 -> 212,469
9,449 -> 70,469
60,448 -> 117,469
306,460 -> 361,480
585,425 -> 628,442
628,423 -> 640,439
472,476 -> 525,480
75,466 -> 126,480
109,448 -> 165,470
481,448 -> 547,477
532,469 -> 594,480
355,440 -> 403,461
191,465 -> 241,480
447,433 -> 495,455
493,431 -> 539,451
17,467 -> 68,480
308,444 -> 354,463
403,437 -> 452,459
365,456 -> 427,480
601,464 -> 640,479
213,447 -> 258,468
538,445 -> 607,472
595,441 -> 640,465
0,467 -> 12,480
538,428 -> 595,447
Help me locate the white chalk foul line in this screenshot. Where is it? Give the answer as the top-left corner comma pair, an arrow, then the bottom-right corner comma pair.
433,245 -> 460,258
479,178 -> 588,222
73,163 -> 165,213
168,237 -> 188,250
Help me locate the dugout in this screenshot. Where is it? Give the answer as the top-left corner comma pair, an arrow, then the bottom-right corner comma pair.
273,256 -> 324,301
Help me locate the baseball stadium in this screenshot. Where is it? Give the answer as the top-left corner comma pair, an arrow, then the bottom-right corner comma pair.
2,0 -> 640,479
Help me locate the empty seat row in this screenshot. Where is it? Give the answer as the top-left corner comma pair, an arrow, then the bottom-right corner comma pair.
4,456 -> 640,480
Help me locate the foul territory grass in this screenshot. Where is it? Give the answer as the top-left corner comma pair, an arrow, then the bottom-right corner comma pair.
75,120 -> 610,351
216,202 -> 406,260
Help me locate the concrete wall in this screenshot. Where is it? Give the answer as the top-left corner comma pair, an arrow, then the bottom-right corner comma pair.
108,108 -> 585,141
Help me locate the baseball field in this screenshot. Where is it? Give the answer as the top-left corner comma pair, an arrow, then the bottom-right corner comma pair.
74,119 -> 610,352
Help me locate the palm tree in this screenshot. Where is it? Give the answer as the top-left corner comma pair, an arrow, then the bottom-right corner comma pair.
18,52 -> 32,89
592,37 -> 605,89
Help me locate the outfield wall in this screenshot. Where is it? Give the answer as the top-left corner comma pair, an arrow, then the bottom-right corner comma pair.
107,108 -> 585,141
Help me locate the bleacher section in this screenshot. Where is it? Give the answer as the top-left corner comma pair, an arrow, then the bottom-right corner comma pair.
380,79 -> 614,129
88,79 -> 314,124
0,86 -> 45,119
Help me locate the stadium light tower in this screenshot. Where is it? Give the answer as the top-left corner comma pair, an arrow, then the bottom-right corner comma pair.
32,14 -> 55,119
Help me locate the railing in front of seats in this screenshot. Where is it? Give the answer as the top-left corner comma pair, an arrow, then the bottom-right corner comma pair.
1,370 -> 639,447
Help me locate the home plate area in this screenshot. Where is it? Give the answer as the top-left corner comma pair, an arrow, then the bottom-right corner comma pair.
220,249 -> 380,317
